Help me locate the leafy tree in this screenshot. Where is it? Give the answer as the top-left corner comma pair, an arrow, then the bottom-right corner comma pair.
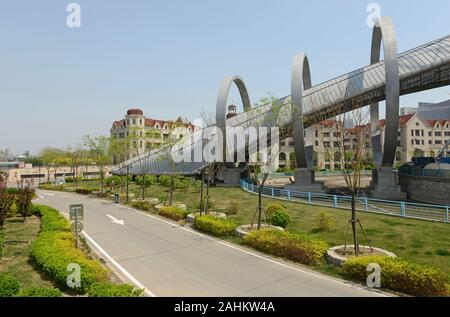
83,135 -> 111,192
39,148 -> 65,183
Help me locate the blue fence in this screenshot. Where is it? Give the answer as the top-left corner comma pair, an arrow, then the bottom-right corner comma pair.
261,170 -> 373,180
240,179 -> 449,223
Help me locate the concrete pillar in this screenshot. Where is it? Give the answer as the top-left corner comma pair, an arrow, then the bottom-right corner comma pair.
370,166 -> 407,200
284,168 -> 325,193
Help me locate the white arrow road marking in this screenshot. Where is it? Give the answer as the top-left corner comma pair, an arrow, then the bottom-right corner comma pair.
107,214 -> 124,225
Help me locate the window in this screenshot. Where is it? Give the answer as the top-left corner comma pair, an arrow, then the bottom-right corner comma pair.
429,140 -> 432,145
279,153 -> 286,161
421,140 -> 424,145
435,140 -> 442,145
133,119 -> 136,125
411,130 -> 414,137
415,140 -> 420,145
139,119 -> 142,125
140,141 -> 143,149
415,122 -> 419,126
428,131 -> 432,137
333,142 -> 340,147
435,131 -> 442,137
323,132 -> 330,138
445,131 -> 450,136
315,130 -> 318,138
323,142 -> 330,148
333,132 -> 341,138
315,141 -> 319,146
421,130 -> 424,136
415,130 -> 420,137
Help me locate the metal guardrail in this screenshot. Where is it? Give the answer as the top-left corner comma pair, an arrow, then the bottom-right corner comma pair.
265,170 -> 373,179
240,179 -> 449,223
398,165 -> 450,178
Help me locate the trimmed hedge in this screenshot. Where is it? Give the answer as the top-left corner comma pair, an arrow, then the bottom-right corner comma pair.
31,205 -> 108,293
39,184 -> 64,191
243,229 -> 328,266
343,255 -> 449,297
75,187 -> 93,195
88,282 -> 143,297
193,215 -> 237,237
0,274 -> 21,297
18,286 -> 62,297
158,206 -> 187,221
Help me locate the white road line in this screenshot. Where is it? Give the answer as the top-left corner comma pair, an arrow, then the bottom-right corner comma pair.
114,202 -> 388,296
81,231 -> 157,297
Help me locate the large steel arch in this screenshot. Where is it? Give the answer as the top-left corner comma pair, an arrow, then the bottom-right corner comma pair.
291,53 -> 312,169
216,76 -> 251,163
370,16 -> 399,167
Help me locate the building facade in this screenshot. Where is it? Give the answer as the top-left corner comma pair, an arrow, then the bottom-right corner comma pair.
278,113 -> 450,171
110,109 -> 198,160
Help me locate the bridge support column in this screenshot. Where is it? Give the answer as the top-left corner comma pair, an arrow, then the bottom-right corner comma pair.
370,166 -> 406,200
284,168 -> 325,193
222,168 -> 242,186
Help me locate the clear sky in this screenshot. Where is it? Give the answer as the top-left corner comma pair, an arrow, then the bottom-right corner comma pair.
1,0 -> 449,154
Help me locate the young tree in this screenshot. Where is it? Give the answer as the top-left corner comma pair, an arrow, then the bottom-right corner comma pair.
39,147 -> 65,183
0,174 -> 15,230
126,126 -> 160,199
83,135 -> 111,192
65,144 -> 84,189
246,95 -> 284,229
17,179 -> 34,222
312,104 -> 372,256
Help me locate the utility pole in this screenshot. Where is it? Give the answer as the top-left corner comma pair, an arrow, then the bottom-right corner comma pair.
126,165 -> 129,203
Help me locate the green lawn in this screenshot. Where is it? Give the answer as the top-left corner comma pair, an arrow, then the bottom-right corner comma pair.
124,182 -> 450,277
0,217 -> 56,289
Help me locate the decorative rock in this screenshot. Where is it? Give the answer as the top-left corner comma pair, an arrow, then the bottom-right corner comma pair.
235,224 -> 284,238
326,245 -> 397,266
186,212 -> 227,224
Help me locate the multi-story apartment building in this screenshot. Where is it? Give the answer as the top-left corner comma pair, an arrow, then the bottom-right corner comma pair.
110,109 -> 198,160
279,112 -> 450,171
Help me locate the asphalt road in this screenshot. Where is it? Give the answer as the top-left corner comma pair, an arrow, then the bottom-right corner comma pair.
36,190 -> 387,297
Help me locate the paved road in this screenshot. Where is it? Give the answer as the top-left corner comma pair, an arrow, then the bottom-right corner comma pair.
36,190 -> 386,297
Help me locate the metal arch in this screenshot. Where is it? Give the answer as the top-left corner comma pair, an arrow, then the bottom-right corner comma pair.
216,76 -> 251,162
370,16 -> 399,167
291,53 -> 312,169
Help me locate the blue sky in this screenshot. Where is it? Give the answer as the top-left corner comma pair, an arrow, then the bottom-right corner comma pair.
1,0 -> 449,154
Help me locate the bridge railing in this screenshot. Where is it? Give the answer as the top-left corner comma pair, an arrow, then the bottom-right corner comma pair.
240,179 -> 449,223
260,170 -> 373,180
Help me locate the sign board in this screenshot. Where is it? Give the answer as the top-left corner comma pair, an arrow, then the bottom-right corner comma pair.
69,204 -> 84,220
71,221 -> 84,233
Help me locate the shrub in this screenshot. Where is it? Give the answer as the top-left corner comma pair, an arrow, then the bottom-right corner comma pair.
243,229 -> 328,266
314,212 -> 335,232
34,204 -> 71,232
39,183 -> 64,191
343,255 -> 449,296
18,286 -> 62,297
65,176 -> 74,183
31,205 -> 108,293
158,206 -> 187,221
265,203 -> 285,219
159,175 -> 171,187
105,176 -> 121,187
193,215 -> 237,237
5,187 -> 18,195
227,200 -> 240,215
270,211 -> 291,228
88,282 -> 143,297
136,175 -> 156,187
0,274 -> 21,297
130,199 -> 156,211
75,187 -> 92,195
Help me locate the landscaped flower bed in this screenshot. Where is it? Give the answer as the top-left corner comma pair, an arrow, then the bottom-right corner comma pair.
193,215 -> 237,237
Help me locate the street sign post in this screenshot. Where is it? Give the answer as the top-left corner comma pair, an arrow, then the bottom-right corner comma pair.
69,204 -> 84,248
